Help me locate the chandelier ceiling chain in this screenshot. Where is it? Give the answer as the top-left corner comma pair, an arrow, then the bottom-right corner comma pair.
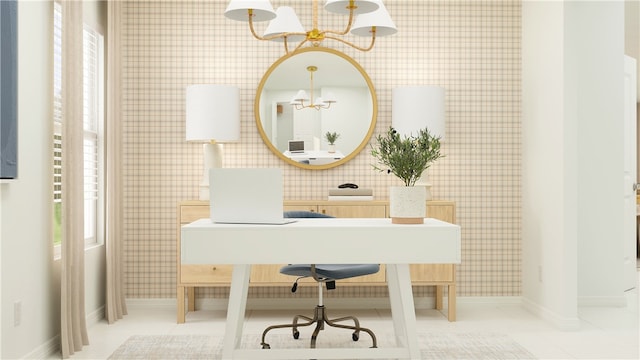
224,0 -> 397,54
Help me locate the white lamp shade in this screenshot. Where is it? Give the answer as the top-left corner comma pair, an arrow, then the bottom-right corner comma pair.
224,0 -> 277,22
392,86 -> 445,140
324,0 -> 379,15
263,7 -> 306,42
186,85 -> 241,143
323,91 -> 337,103
291,90 -> 309,102
350,0 -> 397,37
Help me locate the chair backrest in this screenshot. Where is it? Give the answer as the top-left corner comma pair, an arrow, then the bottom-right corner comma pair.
283,211 -> 334,219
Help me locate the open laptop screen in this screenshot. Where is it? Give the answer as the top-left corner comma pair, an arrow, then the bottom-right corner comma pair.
209,168 -> 294,225
288,140 -> 304,153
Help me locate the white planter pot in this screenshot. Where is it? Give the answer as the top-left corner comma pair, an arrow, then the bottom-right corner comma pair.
389,186 -> 426,224
328,144 -> 336,153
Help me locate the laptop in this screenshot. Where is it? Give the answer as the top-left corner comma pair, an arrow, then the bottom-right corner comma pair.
209,168 -> 296,225
288,140 -> 305,153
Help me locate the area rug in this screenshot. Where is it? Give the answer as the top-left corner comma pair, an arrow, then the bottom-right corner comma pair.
108,332 -> 536,359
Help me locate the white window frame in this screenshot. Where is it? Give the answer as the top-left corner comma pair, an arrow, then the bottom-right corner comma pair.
82,24 -> 105,248
53,3 -> 105,259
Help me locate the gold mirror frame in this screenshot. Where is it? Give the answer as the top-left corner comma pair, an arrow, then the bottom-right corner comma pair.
255,47 -> 377,170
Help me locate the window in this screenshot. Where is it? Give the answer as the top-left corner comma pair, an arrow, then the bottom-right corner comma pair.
53,2 -> 62,249
82,24 -> 105,246
53,3 -> 105,257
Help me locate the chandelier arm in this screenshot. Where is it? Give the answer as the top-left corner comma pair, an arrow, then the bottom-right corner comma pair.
292,38 -> 311,53
321,8 -> 356,36
247,14 -> 268,41
324,31 -> 377,52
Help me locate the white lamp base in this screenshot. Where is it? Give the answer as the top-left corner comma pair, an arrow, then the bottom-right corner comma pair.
415,170 -> 433,200
199,142 -> 224,201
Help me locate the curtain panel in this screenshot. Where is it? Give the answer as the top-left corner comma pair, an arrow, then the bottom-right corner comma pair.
60,0 -> 89,358
105,0 -> 127,324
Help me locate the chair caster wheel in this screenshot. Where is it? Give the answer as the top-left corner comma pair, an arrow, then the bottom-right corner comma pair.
352,332 -> 359,341
261,343 -> 270,349
293,330 -> 300,339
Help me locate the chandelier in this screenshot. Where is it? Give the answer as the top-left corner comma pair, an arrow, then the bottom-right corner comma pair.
290,65 -> 337,110
224,0 -> 397,54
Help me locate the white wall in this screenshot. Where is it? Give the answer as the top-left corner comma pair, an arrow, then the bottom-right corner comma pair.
568,1 -> 625,306
0,2 -> 58,358
321,86 -> 371,154
522,1 -> 626,329
522,0 -> 579,329
625,0 -> 640,102
0,1 -> 107,358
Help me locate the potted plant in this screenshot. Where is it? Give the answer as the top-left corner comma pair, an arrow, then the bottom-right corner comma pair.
325,131 -> 340,153
371,126 -> 443,224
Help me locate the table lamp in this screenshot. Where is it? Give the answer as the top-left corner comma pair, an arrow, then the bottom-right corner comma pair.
392,86 -> 445,199
186,85 -> 240,200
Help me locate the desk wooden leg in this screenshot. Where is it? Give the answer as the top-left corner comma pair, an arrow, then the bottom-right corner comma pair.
386,264 -> 420,360
222,264 -> 251,360
435,285 -> 443,310
447,284 -> 456,322
187,287 -> 196,311
177,286 -> 185,324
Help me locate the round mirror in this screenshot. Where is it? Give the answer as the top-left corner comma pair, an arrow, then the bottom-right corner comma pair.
255,47 -> 377,170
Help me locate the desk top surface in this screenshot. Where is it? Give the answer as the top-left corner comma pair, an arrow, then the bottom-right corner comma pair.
183,217 -> 456,229
181,218 -> 461,265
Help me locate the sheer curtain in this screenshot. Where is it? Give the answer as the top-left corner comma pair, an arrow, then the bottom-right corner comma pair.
60,0 -> 89,357
105,0 -> 127,324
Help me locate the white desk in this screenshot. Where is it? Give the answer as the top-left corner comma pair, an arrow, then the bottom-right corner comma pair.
181,217 -> 461,360
283,150 -> 345,165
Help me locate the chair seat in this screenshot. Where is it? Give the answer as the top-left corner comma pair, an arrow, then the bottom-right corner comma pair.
280,264 -> 380,280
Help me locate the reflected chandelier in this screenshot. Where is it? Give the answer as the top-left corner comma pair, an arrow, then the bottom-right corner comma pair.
290,65 -> 337,110
224,0 -> 397,54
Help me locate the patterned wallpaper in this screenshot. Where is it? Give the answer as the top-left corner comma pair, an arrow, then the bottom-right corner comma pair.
120,0 -> 521,299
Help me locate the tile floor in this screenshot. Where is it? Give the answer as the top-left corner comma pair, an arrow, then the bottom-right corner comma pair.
60,285 -> 639,360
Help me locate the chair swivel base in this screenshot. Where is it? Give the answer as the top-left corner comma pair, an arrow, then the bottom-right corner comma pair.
260,305 -> 377,350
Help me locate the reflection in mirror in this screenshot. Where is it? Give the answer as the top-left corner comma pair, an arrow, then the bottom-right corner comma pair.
255,47 -> 377,169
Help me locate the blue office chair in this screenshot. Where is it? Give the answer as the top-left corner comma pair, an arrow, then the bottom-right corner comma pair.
260,211 -> 379,350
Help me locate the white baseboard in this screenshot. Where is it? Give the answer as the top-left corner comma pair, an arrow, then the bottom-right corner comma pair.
522,297 -> 581,331
127,297 -> 176,308
127,296 -> 524,311
23,334 -> 60,359
577,295 -> 627,307
87,305 -> 105,327
23,306 -> 104,359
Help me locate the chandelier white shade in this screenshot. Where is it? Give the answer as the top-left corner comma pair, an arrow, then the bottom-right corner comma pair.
263,6 -> 306,42
351,0 -> 397,37
224,0 -> 276,22
186,85 -> 241,143
324,0 -> 379,15
224,0 -> 395,53
392,86 -> 445,140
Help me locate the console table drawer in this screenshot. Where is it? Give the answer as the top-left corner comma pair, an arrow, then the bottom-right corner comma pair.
181,265 -> 233,284
180,203 -> 209,223
410,264 -> 455,283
